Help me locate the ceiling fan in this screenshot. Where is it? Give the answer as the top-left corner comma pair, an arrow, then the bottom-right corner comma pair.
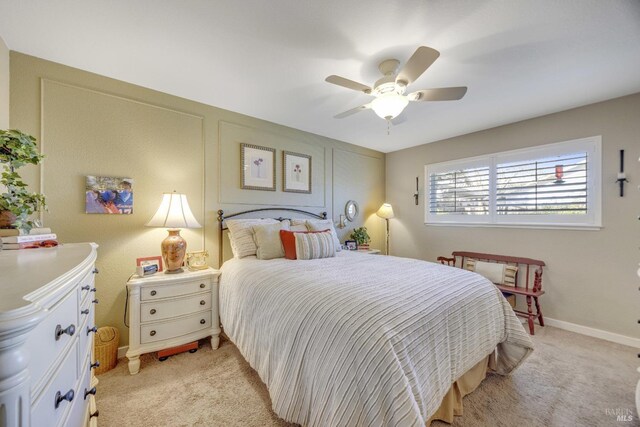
326,46 -> 467,123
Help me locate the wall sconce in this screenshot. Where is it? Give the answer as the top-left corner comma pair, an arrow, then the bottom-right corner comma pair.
616,149 -> 629,197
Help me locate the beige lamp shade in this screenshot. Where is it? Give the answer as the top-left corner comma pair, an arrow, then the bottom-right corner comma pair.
146,192 -> 201,273
146,192 -> 201,229
376,203 -> 395,219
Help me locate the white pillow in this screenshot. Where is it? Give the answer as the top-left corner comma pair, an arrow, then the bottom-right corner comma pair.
465,259 -> 518,287
305,219 -> 341,251
289,219 -> 310,232
252,222 -> 289,260
226,218 -> 279,258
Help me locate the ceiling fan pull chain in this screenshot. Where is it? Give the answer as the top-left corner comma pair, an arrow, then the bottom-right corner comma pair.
387,119 -> 390,135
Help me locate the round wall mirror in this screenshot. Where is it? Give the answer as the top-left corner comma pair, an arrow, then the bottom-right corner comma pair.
345,200 -> 359,222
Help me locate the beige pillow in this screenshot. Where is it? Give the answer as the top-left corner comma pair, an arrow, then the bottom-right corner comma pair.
252,222 -> 289,260
305,219 -> 341,251
227,218 -> 279,258
465,259 -> 518,287
289,219 -> 310,232
294,230 -> 336,260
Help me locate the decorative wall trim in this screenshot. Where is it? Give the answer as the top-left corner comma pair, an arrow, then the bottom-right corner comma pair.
544,317 -> 640,348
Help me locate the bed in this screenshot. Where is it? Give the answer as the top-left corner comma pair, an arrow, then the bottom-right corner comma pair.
217,209 -> 533,427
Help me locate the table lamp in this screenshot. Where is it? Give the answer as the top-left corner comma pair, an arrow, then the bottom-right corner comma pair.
376,203 -> 394,255
146,191 -> 201,274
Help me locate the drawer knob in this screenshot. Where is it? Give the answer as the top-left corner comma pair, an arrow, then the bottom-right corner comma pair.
151,290 -> 157,296
87,326 -> 98,335
200,319 -> 206,325
55,324 -> 76,341
150,309 -> 157,315
90,410 -> 100,419
200,300 -> 206,306
93,267 -> 99,274
84,387 -> 97,399
81,309 -> 89,315
150,330 -> 156,336
92,299 -> 99,304
81,285 -> 90,291
90,360 -> 100,370
55,389 -> 74,409
90,287 -> 97,293
200,283 -> 205,289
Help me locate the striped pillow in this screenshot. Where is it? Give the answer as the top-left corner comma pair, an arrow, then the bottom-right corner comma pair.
465,259 -> 518,287
294,230 -> 336,260
227,218 -> 279,258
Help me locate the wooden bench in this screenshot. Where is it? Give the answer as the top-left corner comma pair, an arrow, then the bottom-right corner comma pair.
437,251 -> 545,335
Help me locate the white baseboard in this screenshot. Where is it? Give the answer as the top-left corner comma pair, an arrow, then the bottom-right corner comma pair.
544,317 -> 640,348
117,346 -> 128,359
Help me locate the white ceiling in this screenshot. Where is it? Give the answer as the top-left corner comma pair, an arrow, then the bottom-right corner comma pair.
1,0 -> 639,153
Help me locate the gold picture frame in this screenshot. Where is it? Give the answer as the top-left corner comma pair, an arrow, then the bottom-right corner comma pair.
241,143 -> 276,191
283,151 -> 311,194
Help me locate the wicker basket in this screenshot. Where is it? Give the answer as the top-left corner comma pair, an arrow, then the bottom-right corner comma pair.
94,326 -> 120,375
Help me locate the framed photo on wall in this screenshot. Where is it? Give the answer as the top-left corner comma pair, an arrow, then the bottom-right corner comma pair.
283,151 -> 311,194
241,143 -> 276,191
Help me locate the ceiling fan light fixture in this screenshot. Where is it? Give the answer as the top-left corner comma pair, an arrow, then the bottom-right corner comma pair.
371,94 -> 409,120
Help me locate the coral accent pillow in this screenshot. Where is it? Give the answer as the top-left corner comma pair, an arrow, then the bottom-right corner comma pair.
280,229 -> 332,260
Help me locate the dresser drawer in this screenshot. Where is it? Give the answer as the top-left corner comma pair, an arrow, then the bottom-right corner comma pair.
140,311 -> 212,344
31,343 -> 78,427
78,269 -> 96,301
140,279 -> 211,301
140,292 -> 211,323
25,288 -> 79,390
66,353 -> 92,427
78,304 -> 95,376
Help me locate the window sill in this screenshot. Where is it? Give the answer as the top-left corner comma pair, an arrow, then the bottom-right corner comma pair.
424,222 -> 602,231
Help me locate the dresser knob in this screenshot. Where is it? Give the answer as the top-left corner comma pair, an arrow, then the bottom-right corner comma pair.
90,410 -> 99,419
81,285 -> 90,291
81,309 -> 89,315
55,324 -> 76,340
150,309 -> 157,315
92,299 -> 99,304
55,389 -> 74,409
90,287 -> 97,293
150,290 -> 157,296
200,300 -> 205,306
200,319 -> 206,325
87,326 -> 98,335
93,268 -> 99,274
90,360 -> 100,370
199,283 -> 205,289
150,330 -> 156,336
84,387 -> 97,399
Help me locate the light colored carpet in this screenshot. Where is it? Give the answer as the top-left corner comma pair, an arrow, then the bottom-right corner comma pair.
96,326 -> 638,427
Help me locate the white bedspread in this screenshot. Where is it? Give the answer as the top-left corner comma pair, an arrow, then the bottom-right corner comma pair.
220,251 -> 533,427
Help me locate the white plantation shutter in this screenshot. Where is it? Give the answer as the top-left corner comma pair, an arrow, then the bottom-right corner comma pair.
425,136 -> 601,228
496,152 -> 588,215
429,167 -> 490,215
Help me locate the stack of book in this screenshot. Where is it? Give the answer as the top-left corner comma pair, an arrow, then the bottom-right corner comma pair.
0,227 -> 58,250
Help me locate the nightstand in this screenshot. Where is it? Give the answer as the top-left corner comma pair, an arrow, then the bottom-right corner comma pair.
125,267 -> 220,374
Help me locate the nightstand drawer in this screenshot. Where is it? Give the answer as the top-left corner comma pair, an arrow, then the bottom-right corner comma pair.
140,311 -> 212,344
140,293 -> 211,323
140,279 -> 211,301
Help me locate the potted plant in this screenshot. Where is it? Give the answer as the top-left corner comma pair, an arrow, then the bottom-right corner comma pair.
350,226 -> 370,250
0,129 -> 46,232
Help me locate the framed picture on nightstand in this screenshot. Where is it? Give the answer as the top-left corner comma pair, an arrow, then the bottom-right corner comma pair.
345,240 -> 357,250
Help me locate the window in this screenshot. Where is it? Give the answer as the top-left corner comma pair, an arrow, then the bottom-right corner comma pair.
425,136 -> 601,229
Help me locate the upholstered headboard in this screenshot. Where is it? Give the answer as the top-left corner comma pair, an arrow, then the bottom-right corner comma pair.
217,208 -> 327,265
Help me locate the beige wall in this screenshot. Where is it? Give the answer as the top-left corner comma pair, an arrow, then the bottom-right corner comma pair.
386,93 -> 640,340
10,52 -> 385,347
0,36 -> 8,128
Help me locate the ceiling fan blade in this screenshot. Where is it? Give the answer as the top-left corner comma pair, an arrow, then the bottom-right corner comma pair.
396,46 -> 440,85
408,87 -> 468,102
325,75 -> 372,94
334,103 -> 371,119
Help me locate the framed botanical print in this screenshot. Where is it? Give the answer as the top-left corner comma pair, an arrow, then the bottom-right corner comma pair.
241,143 -> 276,191
283,151 -> 311,194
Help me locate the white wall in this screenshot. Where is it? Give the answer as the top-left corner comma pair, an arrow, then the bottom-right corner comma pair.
0,35 -> 9,128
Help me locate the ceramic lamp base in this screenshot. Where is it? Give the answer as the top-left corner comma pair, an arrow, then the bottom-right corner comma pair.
161,229 -> 187,273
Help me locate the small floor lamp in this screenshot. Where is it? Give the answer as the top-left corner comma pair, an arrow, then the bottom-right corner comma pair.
376,203 -> 394,255
146,192 -> 201,274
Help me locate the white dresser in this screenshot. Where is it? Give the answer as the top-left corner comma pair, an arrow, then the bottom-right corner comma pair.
125,267 -> 220,375
0,243 -> 100,427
